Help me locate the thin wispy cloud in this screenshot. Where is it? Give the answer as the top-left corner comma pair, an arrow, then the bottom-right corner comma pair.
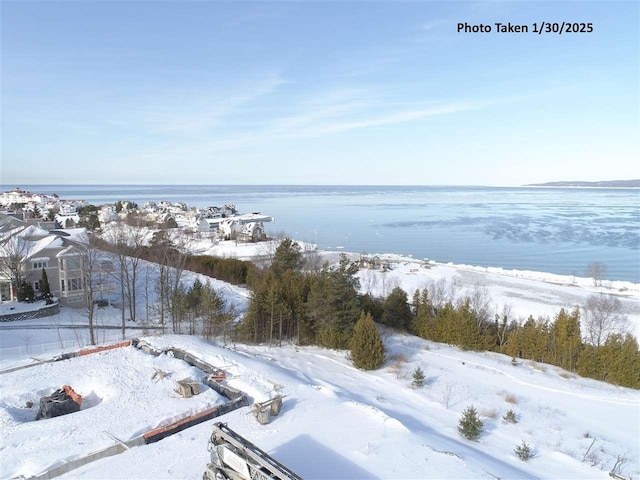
111,74 -> 285,136
123,89 -> 493,164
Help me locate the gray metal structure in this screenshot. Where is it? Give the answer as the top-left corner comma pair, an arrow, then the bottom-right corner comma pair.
204,422 -> 302,480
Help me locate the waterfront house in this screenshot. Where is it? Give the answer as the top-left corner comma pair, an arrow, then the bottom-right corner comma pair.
0,214 -> 109,307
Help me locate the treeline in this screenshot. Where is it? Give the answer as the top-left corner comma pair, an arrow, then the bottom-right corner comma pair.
233,238 -> 639,389
407,289 -> 639,389
96,229 -> 638,389
187,255 -> 254,286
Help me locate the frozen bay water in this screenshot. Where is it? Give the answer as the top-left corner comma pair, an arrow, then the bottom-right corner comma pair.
7,184 -> 639,282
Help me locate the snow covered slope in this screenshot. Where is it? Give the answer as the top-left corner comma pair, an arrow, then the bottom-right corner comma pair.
2,333 -> 635,479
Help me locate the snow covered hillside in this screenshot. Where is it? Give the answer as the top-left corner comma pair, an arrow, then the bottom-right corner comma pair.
1,243 -> 638,479
1,333 -> 638,479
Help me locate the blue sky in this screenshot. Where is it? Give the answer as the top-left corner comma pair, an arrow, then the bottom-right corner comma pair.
1,1 -> 638,185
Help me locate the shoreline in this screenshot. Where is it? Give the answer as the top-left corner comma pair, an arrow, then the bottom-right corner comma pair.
318,248 -> 640,295
197,238 -> 640,296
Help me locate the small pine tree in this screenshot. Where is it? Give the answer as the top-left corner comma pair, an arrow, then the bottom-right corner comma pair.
514,441 -> 533,461
458,405 -> 484,441
412,366 -> 425,387
350,312 -> 385,370
40,268 -> 51,299
503,409 -> 518,423
18,281 -> 35,302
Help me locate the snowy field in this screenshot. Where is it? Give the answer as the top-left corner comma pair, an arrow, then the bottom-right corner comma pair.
1,242 -> 638,479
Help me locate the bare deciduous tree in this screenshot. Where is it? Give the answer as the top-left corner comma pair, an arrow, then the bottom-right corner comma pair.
582,294 -> 629,346
360,269 -> 379,296
0,228 -> 29,300
587,262 -> 607,287
467,283 -> 493,332
103,221 -> 147,332
381,274 -> 400,298
424,278 -> 457,309
302,243 -> 322,272
495,303 -> 513,351
76,234 -> 100,345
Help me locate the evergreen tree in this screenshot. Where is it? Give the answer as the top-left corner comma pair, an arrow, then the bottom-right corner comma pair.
603,333 -> 640,388
272,238 -> 303,276
18,281 -> 35,302
79,212 -> 100,231
412,289 -> 436,339
458,405 -> 483,441
514,441 -> 533,461
412,366 -> 425,387
359,293 -> 384,322
350,312 -> 385,370
381,286 -> 412,330
40,268 -> 52,302
552,308 -> 582,371
503,409 -> 518,423
306,256 -> 361,349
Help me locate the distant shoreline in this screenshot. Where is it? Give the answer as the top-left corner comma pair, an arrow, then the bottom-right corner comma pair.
525,179 -> 640,188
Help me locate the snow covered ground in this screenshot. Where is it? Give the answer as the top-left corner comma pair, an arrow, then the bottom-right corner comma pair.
349,253 -> 640,339
0,334 -> 637,479
1,241 -> 638,479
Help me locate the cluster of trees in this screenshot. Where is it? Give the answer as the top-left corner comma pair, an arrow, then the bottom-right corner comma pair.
92,226 -> 239,342
237,240 -> 367,348
235,238 -> 388,368
409,287 -> 640,388
168,277 -> 237,340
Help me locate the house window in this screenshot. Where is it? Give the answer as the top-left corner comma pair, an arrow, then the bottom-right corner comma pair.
61,280 -> 65,292
34,281 -> 40,291
32,261 -> 48,269
66,257 -> 81,270
67,278 -> 82,291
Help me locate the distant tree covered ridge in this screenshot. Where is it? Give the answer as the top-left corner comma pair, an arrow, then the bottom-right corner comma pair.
526,179 -> 640,187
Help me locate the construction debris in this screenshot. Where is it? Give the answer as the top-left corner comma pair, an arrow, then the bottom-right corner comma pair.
175,378 -> 201,398
151,368 -> 172,382
253,395 -> 284,425
36,385 -> 83,420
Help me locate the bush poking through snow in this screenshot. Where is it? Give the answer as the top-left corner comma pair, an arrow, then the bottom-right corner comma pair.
503,409 -> 518,423
480,408 -> 498,419
514,441 -> 534,461
504,393 -> 518,404
387,353 -> 408,379
412,366 -> 425,387
458,405 -> 484,441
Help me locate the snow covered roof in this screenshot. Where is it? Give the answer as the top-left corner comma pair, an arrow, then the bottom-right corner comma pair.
56,245 -> 80,258
25,235 -> 63,258
17,224 -> 49,240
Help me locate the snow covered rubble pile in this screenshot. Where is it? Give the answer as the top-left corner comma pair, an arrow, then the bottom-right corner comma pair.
11,334 -> 633,480
0,346 -> 228,479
